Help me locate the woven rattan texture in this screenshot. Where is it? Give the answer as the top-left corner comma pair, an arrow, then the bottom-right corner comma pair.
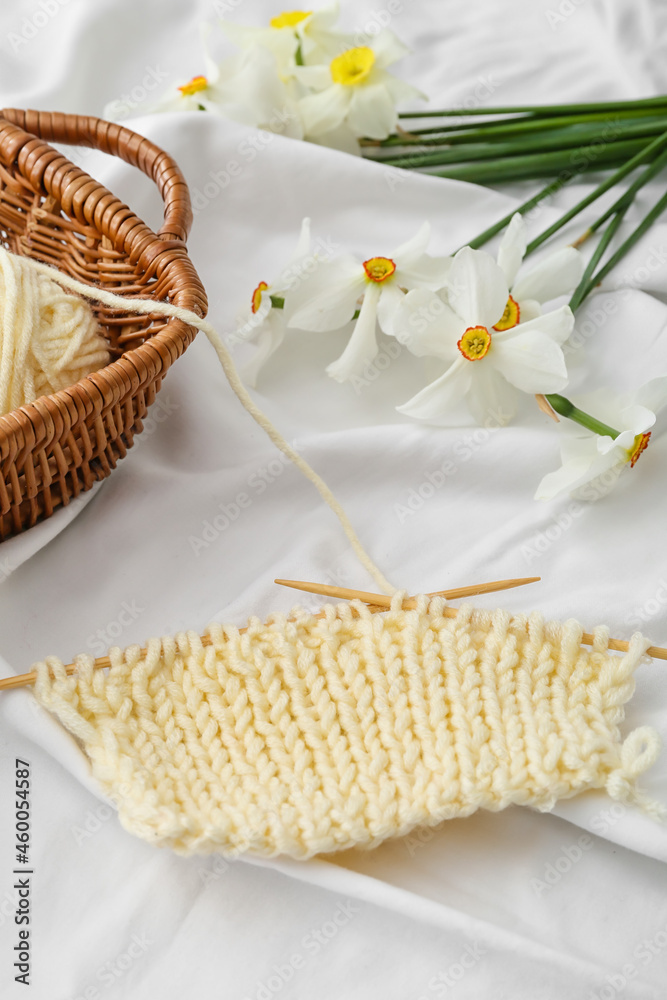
0,109 -> 207,540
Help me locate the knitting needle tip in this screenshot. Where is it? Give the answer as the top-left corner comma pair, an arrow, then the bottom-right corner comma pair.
274,576 -> 541,605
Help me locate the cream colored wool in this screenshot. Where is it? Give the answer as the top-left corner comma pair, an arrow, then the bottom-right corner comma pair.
0,247 -> 109,416
33,596 -> 663,859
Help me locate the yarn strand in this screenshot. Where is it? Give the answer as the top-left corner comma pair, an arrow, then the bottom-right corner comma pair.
23,258 -> 395,595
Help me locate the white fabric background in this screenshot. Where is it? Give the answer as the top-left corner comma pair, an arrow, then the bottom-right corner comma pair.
1,0 -> 667,997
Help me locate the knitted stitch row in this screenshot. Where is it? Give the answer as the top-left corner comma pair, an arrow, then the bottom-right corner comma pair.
33,596 -> 663,859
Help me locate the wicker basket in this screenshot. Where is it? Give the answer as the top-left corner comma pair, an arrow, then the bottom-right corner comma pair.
0,109 -> 207,542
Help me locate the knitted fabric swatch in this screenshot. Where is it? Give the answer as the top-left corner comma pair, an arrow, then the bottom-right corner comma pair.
33,596 -> 663,859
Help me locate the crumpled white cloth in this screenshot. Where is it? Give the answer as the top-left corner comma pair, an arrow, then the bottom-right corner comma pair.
1,0 -> 667,997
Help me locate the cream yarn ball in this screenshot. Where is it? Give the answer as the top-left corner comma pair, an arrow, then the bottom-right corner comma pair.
0,246 -> 110,415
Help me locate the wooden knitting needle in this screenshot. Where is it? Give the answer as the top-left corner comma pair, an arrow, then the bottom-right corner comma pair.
274,576 -> 541,607
274,582 -> 667,662
3,578 -> 667,692
0,599 -> 395,692
0,578 -> 533,692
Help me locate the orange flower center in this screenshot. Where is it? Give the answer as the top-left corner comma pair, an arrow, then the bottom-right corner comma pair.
178,75 -> 208,97
362,257 -> 396,283
458,326 -> 492,361
628,431 -> 651,468
493,295 -> 521,332
251,281 -> 269,314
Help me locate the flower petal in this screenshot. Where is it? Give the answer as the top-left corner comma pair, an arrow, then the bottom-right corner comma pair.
393,289 -> 462,360
272,219 -> 313,294
299,85 -> 350,136
392,222 -> 431,265
497,213 -> 527,288
293,217 -> 311,261
448,247 -> 509,329
397,255 -> 452,291
346,83 -> 397,139
213,47 -> 302,134
300,4 -> 349,59
517,298 -> 542,323
376,281 -> 407,337
287,256 -> 365,331
397,358 -> 472,422
633,375 -> 667,416
535,435 -> 621,501
379,70 -> 427,105
372,29 -> 411,69
292,64 -> 333,91
536,456 -> 600,501
301,29 -> 352,63
233,294 -> 271,344
242,315 -> 286,388
466,363 -> 518,425
219,21 -> 299,69
512,247 -> 584,304
326,282 -> 381,382
498,304 -> 575,346
305,0 -> 340,32
618,404 -> 657,436
491,329 -> 568,393
200,22 -> 221,84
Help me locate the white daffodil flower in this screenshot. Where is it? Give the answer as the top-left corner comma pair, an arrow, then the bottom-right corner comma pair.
294,30 -> 425,142
107,35 -> 302,138
535,378 -> 667,501
495,212 -> 585,327
105,25 -> 230,118
233,219 -> 312,387
286,222 -> 451,382
395,247 -> 572,424
103,69 -> 225,119
209,46 -> 303,136
220,4 -> 348,73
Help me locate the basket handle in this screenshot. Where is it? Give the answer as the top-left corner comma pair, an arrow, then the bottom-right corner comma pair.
0,109 -> 193,243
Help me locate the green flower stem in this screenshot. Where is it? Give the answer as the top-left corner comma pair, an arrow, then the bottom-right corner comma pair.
462,137 -> 664,252
580,185 -> 667,296
383,108 -> 667,143
427,139 -> 647,184
581,144 -> 667,239
372,120 -> 667,169
545,394 -> 621,437
398,97 -> 667,119
523,129 -> 667,255
378,114 -> 667,150
463,175 -> 576,252
568,205 -> 629,312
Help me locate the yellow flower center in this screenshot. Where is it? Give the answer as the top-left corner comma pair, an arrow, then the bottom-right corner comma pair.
458,326 -> 492,361
363,257 -> 396,283
628,431 -> 651,468
251,281 -> 269,314
493,295 -> 521,332
270,10 -> 312,28
178,75 -> 209,97
330,46 -> 376,86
